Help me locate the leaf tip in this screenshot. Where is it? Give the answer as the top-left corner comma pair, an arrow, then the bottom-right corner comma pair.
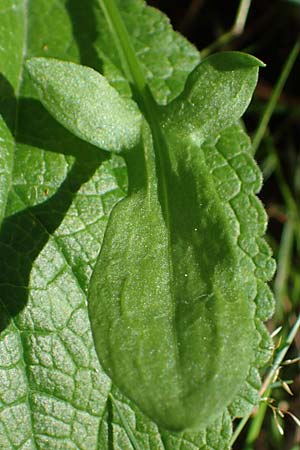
206,51 -> 266,71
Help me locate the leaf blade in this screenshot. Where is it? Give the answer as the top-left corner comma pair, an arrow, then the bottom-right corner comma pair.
0,2 -> 119,449
162,52 -> 264,146
0,0 -> 274,448
0,0 -> 26,226
26,57 -> 142,152
94,0 -> 201,104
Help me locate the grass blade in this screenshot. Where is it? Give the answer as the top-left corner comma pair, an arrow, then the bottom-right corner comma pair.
252,40 -> 300,155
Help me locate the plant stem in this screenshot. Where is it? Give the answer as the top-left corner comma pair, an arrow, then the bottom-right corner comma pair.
97,0 -> 163,127
98,0 -> 146,93
201,0 -> 252,57
265,135 -> 300,254
230,314 -> 300,446
252,40 -> 300,155
243,389 -> 270,449
97,0 -> 173,229
274,219 -> 294,321
233,0 -> 252,35
260,315 -> 300,395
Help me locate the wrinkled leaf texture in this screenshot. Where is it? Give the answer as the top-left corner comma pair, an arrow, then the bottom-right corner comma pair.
0,0 -> 274,449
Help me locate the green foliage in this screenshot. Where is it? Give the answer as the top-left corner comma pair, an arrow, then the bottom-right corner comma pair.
162,52 -> 264,145
26,58 -> 142,152
93,0 -> 200,104
0,0 -> 274,448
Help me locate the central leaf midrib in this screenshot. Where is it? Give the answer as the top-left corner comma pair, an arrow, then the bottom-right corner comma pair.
98,0 -> 183,382
98,0 -> 171,225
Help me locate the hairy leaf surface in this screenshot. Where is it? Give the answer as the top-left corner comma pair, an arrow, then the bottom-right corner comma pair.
87,52 -> 263,431
26,58 -> 142,152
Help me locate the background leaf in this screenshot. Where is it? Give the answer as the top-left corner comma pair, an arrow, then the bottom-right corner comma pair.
93,0 -> 200,103
0,1 -> 119,448
202,124 -> 275,415
0,0 -> 25,226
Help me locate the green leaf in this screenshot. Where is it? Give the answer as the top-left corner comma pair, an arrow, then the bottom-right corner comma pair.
90,167 -> 252,429
26,58 -> 142,152
88,53 -> 263,431
26,51 -> 263,432
162,52 -> 264,145
0,1 -> 119,448
0,0 -> 25,226
0,0 -> 274,448
93,0 -> 200,103
202,123 -> 275,419
0,0 -> 205,447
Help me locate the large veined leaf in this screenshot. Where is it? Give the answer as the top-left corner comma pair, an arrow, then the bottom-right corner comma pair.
0,0 -> 25,227
0,0 -> 274,449
92,0 -> 201,103
0,2 -> 114,448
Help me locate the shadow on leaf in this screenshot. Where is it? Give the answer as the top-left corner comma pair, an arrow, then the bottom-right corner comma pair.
0,74 -> 107,332
66,0 -> 103,74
